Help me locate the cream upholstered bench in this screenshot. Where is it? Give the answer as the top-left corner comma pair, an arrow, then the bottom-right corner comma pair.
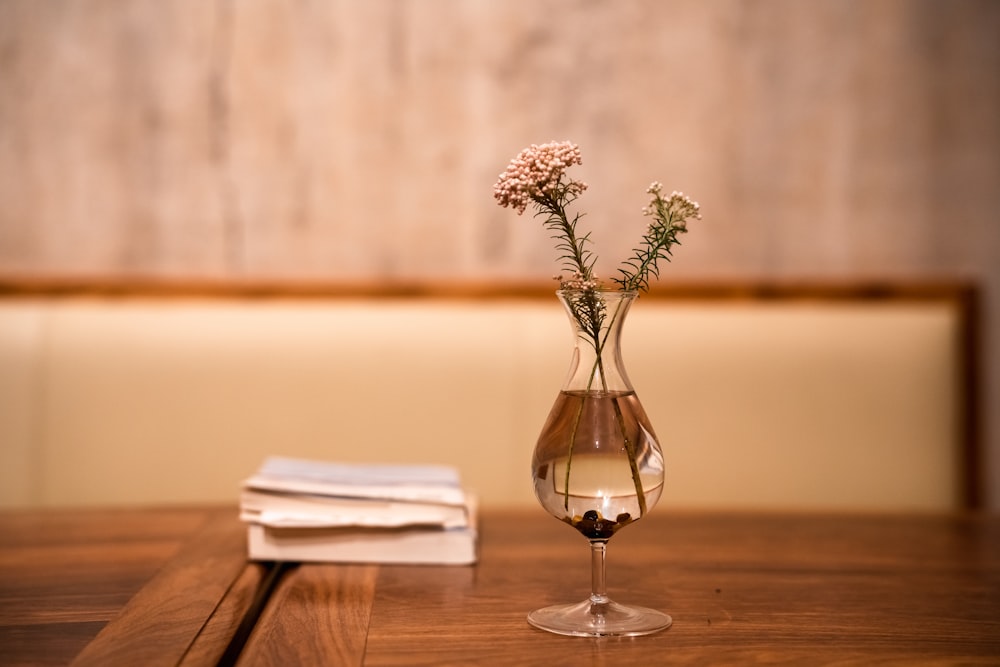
0,282 -> 979,512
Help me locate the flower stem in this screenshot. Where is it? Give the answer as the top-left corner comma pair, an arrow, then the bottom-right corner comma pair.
536,193 -> 593,281
561,295 -> 647,516
612,395 -> 647,516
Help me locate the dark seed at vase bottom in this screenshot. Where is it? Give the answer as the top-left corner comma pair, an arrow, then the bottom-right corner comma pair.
564,510 -> 633,539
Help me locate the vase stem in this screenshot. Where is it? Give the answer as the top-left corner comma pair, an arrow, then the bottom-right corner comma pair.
590,541 -> 609,611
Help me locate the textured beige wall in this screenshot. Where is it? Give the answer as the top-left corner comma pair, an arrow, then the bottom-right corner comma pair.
1,1 -> 998,505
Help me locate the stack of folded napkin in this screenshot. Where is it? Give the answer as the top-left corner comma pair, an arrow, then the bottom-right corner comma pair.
240,457 -> 477,565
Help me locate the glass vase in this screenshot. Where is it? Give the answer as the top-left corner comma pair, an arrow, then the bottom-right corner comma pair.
528,288 -> 671,637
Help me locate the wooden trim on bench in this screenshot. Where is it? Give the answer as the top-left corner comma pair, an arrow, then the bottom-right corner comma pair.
0,275 -> 983,509
0,274 -> 979,302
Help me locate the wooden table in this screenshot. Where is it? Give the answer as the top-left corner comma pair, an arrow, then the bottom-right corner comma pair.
1,507 -> 998,666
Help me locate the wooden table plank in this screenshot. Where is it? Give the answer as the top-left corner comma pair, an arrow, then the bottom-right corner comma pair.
69,509 -> 248,667
0,507 -> 215,667
236,564 -> 377,667
180,561 -> 274,667
4,506 -> 1000,665
360,510 -> 1000,666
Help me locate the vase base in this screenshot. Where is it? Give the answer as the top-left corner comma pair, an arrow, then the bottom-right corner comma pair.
527,598 -> 672,637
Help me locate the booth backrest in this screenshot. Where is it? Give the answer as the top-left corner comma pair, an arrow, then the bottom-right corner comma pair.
0,282 -> 979,511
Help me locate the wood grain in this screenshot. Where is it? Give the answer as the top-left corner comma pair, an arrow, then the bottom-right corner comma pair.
4,506 -> 999,665
237,564 -> 377,667
359,510 -> 1000,666
0,506 -> 214,667
180,561 -> 274,667
69,509 -> 248,667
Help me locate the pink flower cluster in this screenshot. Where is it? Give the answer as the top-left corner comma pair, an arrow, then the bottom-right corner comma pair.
493,141 -> 587,215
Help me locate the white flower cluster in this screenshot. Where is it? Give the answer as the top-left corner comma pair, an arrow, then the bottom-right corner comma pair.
555,271 -> 600,291
642,181 -> 702,231
493,141 -> 587,215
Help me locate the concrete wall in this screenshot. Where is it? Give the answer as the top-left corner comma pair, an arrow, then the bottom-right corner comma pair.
1,0 -> 998,506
